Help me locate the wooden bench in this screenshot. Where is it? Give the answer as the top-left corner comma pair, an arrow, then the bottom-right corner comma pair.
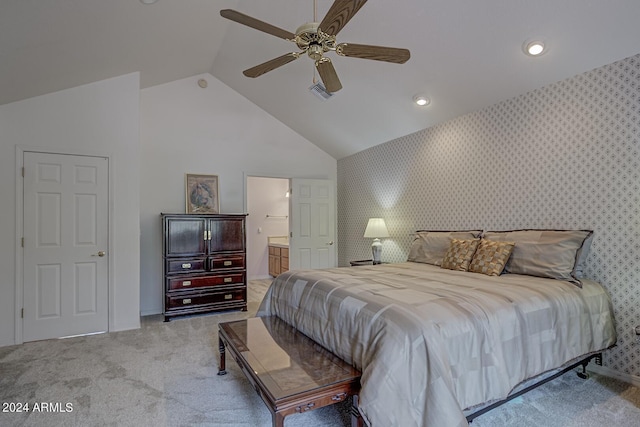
218,316 -> 363,427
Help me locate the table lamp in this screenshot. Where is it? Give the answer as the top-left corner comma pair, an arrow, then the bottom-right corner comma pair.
363,218 -> 389,264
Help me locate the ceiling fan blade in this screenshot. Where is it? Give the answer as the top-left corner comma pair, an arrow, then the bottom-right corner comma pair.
315,58 -> 342,93
243,53 -> 301,78
318,0 -> 367,36
220,9 -> 295,40
336,43 -> 410,64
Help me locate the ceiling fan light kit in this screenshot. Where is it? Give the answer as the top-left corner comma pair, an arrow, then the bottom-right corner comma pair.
220,0 -> 410,93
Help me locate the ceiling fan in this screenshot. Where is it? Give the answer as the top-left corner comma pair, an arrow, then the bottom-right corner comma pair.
220,0 -> 410,93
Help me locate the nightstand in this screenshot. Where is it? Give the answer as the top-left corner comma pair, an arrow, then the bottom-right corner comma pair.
350,259 -> 373,266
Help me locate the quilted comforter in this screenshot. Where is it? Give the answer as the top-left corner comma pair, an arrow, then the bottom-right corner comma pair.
256,262 -> 616,427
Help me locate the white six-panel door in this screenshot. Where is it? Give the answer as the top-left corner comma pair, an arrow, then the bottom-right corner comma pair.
23,152 -> 109,341
289,178 -> 336,270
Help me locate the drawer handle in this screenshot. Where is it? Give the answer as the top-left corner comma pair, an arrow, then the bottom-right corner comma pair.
223,277 -> 233,283
182,298 -> 192,304
331,392 -> 347,401
182,281 -> 191,287
224,294 -> 233,300
181,263 -> 192,269
223,260 -> 233,266
295,402 -> 315,413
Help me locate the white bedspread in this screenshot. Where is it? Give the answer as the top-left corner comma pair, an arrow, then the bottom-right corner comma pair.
257,262 -> 616,427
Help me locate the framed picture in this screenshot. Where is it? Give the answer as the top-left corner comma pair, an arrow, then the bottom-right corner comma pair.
185,173 -> 219,214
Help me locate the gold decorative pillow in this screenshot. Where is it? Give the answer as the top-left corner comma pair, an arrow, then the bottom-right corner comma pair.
441,238 -> 480,271
468,239 -> 515,276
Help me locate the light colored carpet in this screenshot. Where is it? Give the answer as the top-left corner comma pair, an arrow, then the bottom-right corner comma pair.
1,279 -> 639,427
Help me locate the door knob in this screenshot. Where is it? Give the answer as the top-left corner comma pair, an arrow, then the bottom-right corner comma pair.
327,241 -> 334,245
92,251 -> 106,257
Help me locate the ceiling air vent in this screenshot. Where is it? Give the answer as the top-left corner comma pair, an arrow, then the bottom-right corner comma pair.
309,82 -> 333,101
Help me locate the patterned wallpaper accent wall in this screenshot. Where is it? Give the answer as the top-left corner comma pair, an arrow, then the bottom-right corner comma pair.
337,53 -> 640,377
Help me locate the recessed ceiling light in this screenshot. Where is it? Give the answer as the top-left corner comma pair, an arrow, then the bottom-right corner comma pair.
524,40 -> 546,56
413,95 -> 430,106
140,0 -> 158,4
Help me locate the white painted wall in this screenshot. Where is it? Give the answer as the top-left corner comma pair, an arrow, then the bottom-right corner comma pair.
139,73 -> 336,315
247,177 -> 290,279
0,73 -> 141,346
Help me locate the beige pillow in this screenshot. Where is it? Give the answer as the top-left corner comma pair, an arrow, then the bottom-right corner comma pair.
468,239 -> 515,276
482,229 -> 592,286
573,232 -> 594,278
407,230 -> 482,266
441,238 -> 481,271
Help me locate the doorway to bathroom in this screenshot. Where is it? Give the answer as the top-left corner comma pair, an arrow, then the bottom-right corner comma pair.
246,176 -> 290,279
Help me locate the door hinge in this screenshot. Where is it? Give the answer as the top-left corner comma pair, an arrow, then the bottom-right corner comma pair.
21,237 -> 24,247
22,167 -> 25,177
21,308 -> 24,318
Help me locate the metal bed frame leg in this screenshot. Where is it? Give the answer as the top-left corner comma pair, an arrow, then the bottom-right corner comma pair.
577,352 -> 602,379
577,359 -> 590,379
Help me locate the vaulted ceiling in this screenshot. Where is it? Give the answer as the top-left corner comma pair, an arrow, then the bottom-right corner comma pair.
2,0 -> 640,159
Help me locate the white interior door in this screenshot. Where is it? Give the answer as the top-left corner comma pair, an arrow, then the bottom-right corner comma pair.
23,151 -> 109,342
289,178 -> 336,270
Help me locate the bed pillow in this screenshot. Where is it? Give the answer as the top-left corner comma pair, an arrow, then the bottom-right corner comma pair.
468,239 -> 515,276
407,230 -> 483,266
441,238 -> 481,271
482,229 -> 593,286
573,232 -> 594,278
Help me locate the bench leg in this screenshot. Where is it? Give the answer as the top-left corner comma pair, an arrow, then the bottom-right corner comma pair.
351,395 -> 364,427
217,336 -> 227,375
272,411 -> 285,427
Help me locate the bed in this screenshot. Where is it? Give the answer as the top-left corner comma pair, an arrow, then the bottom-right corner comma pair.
256,230 -> 617,427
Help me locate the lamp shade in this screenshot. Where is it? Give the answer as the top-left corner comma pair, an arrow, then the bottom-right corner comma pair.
363,218 -> 389,238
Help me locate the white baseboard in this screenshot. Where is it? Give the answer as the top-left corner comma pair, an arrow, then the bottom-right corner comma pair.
140,309 -> 162,316
588,364 -> 640,388
248,275 -> 273,280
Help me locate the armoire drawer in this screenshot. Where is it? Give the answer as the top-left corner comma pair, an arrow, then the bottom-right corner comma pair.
166,288 -> 246,310
166,258 -> 206,274
209,255 -> 245,270
167,273 -> 245,291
